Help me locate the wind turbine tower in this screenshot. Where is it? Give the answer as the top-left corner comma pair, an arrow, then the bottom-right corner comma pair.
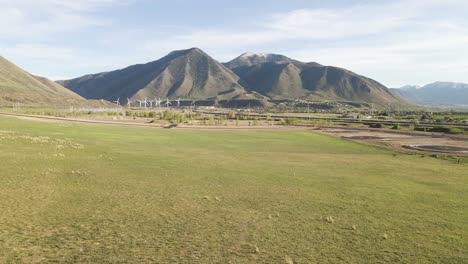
143,97 -> 148,110
148,99 -> 155,108
157,97 -> 163,111
137,99 -> 144,108
165,98 -> 172,108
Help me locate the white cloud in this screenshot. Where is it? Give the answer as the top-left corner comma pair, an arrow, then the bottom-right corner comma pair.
0,0 -> 119,40
143,0 -> 468,86
2,0 -> 468,85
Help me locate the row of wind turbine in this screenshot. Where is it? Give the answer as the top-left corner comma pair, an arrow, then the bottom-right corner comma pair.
114,97 -> 182,108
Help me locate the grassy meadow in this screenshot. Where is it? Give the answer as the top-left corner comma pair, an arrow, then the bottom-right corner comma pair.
0,116 -> 466,263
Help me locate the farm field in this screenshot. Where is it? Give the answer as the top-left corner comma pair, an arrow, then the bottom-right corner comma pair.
0,116 -> 466,263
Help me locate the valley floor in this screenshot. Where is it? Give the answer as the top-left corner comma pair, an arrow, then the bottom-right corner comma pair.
0,116 -> 466,263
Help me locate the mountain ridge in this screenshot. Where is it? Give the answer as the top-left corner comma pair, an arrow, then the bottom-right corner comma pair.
59,48 -> 246,101
59,48 -> 406,107
224,52 -> 402,106
390,82 -> 468,105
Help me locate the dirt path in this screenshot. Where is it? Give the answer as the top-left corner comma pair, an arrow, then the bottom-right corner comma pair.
0,112 -> 311,131
316,126 -> 468,156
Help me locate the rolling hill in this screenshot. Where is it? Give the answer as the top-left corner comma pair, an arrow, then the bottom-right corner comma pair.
0,56 -> 89,107
59,48 -> 246,101
225,53 -> 403,106
390,82 -> 468,105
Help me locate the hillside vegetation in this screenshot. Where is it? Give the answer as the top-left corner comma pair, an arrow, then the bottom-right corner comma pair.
0,56 -> 86,107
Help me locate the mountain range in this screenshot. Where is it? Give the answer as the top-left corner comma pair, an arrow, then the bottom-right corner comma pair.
59,48 -> 403,107
390,82 -> 468,105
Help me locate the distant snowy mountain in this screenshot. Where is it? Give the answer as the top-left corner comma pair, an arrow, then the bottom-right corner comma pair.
390,82 -> 468,105
223,52 -> 296,69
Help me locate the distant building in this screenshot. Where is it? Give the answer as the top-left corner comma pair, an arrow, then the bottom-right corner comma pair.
343,113 -> 360,119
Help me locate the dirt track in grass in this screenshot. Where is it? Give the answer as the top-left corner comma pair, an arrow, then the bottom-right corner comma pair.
317,126 -> 468,156
3,112 -> 468,155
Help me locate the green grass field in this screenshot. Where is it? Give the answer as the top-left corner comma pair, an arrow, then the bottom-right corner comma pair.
0,116 -> 466,263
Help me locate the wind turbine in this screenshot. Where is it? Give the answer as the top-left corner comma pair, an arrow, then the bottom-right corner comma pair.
153,97 -> 159,108
143,97 -> 148,110
113,98 -> 120,106
148,98 -> 155,108
165,98 -> 172,108
176,98 -> 181,108
127,98 -> 133,107
157,97 -> 163,111
137,99 -> 145,108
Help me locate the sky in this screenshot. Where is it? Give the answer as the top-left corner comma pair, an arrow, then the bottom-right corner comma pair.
1,0 -> 468,87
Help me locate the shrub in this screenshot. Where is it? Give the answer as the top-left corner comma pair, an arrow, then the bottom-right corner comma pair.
283,118 -> 299,125
253,118 -> 259,126
415,127 -> 465,134
369,123 -> 383,128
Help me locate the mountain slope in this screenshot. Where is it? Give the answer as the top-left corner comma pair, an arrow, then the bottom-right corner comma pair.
391,82 -> 468,105
60,48 -> 246,101
226,55 -> 402,106
0,56 -> 86,106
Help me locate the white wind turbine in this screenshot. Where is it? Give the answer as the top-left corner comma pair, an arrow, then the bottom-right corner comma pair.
113,97 -> 120,106
127,98 -> 133,107
148,98 -> 155,108
157,97 -> 163,111
153,97 -> 159,108
176,98 -> 181,108
165,98 -> 172,108
137,99 -> 145,108
143,97 -> 148,110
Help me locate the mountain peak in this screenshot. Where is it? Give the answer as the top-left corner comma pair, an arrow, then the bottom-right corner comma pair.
240,52 -> 269,58
61,47 -> 245,101
225,52 -> 294,69
167,47 -> 206,58
186,47 -> 204,53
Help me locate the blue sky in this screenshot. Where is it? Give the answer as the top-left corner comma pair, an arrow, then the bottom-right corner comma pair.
1,0 -> 468,87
